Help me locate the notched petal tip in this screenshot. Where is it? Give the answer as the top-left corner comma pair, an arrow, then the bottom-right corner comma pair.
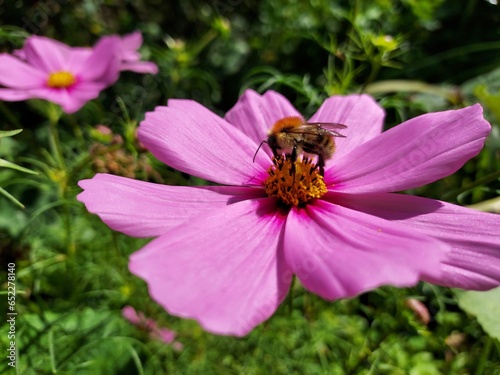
334,192 -> 500,291
284,200 -> 450,301
331,103 -> 493,193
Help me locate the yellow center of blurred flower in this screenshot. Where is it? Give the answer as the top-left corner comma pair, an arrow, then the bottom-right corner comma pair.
264,156 -> 327,207
47,71 -> 76,88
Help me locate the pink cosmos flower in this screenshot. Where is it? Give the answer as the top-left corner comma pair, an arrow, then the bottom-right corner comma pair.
78,90 -> 500,336
0,35 -> 121,113
122,305 -> 182,349
0,32 -> 157,113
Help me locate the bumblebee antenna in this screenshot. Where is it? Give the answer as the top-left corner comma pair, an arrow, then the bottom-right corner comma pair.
253,140 -> 267,162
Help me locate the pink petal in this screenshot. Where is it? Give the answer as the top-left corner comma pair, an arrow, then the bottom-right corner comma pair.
70,81 -> 107,101
120,61 -> 158,74
129,198 -> 291,336
26,87 -> 88,114
308,94 -> 385,162
224,89 -> 302,151
0,88 -> 38,101
12,48 -> 26,60
58,97 -> 87,113
139,101 -> 271,186
77,173 -> 266,238
283,199 -> 449,300
152,327 -> 176,344
334,192 -> 500,290
78,36 -> 120,83
68,47 -> 93,73
0,83 -> 96,113
122,306 -> 142,325
122,305 -> 177,344
0,54 -> 46,89
42,81 -> 106,113
143,318 -> 157,330
330,105 -> 490,192
22,35 -> 72,73
99,32 -> 158,74
0,86 -> 65,108
120,31 -> 143,60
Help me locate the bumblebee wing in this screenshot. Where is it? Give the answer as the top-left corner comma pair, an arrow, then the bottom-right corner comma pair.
283,124 -> 323,136
291,122 -> 347,137
306,122 -> 348,130
325,129 -> 346,138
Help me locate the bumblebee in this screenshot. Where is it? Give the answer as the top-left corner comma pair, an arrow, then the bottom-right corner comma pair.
254,116 -> 347,175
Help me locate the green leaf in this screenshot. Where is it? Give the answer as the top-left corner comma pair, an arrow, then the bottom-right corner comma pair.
0,158 -> 38,174
0,129 -> 22,138
457,287 -> 500,340
474,84 -> 500,123
0,186 -> 24,208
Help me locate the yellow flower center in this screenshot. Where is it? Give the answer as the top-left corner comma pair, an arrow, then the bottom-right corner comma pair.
47,71 -> 76,88
264,156 -> 327,207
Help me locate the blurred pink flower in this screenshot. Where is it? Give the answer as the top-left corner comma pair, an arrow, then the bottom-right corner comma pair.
122,306 -> 182,349
0,35 -> 120,113
78,90 -> 500,336
0,32 -> 157,113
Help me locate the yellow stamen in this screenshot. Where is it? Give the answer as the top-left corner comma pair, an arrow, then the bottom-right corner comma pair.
47,71 -> 76,88
264,156 -> 327,207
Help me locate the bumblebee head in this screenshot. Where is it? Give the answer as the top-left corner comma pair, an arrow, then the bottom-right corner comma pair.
267,133 -> 279,151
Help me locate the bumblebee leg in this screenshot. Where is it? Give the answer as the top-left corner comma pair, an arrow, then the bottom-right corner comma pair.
270,147 -> 280,167
290,146 -> 298,177
317,155 -> 325,176
291,146 -> 299,163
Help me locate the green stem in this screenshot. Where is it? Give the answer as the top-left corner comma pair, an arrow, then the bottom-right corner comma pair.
364,79 -> 458,102
191,29 -> 217,57
48,120 -> 66,172
47,114 -> 74,255
361,61 -> 381,92
474,336 -> 493,375
48,329 -> 58,373
324,54 -> 336,95
442,169 -> 500,200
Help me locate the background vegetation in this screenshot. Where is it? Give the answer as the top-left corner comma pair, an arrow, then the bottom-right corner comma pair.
1,0 -> 499,373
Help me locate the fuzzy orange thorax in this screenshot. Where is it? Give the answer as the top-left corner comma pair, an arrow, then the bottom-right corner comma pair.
269,116 -> 305,133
